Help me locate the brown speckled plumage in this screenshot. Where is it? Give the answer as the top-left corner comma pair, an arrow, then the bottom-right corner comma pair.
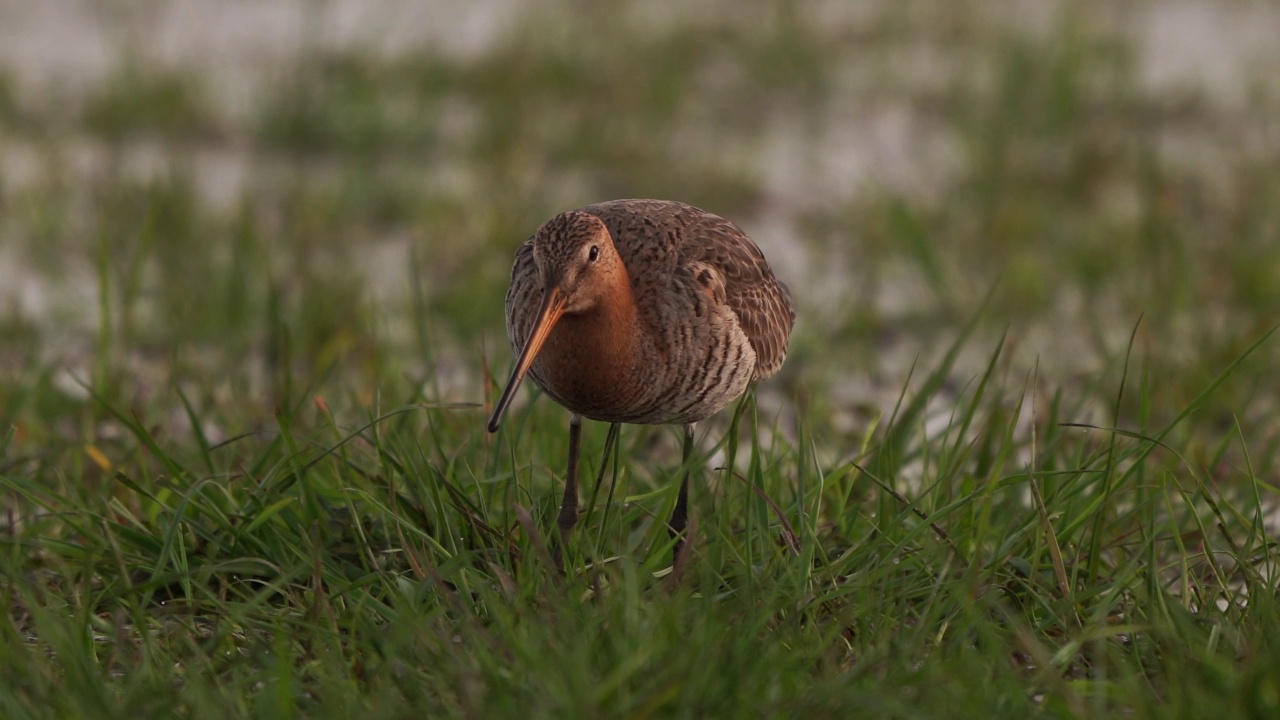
504,199 -> 793,422
486,199 -> 795,567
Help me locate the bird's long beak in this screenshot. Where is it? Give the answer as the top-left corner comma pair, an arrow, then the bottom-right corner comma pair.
487,287 -> 567,433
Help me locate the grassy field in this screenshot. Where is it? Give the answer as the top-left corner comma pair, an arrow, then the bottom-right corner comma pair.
2,1 -> 1279,717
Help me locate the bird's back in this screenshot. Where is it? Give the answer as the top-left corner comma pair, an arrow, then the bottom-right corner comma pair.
579,199 -> 795,382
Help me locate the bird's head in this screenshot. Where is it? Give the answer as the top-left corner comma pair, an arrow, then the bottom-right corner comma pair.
487,211 -> 624,432
530,211 -> 622,314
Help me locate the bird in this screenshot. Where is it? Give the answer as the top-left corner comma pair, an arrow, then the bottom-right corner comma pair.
486,199 -> 795,566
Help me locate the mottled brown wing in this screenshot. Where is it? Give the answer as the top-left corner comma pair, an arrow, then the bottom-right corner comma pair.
504,237 -> 539,355
582,199 -> 795,381
673,209 -> 795,380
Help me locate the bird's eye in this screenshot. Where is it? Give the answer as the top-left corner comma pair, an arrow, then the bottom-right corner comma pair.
588,245 -> 600,262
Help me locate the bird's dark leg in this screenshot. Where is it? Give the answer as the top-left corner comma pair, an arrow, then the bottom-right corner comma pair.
668,422 -> 696,563
552,414 -> 583,568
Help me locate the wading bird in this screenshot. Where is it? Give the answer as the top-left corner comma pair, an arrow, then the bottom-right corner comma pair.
487,199 -> 794,564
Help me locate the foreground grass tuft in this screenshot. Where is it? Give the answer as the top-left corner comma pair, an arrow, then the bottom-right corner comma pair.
3,323 -> 1279,717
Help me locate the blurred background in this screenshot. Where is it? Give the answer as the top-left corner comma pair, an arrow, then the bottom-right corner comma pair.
1,0 -> 1278,459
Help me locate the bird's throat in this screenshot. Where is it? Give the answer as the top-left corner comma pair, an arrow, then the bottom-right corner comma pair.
533,283 -> 641,417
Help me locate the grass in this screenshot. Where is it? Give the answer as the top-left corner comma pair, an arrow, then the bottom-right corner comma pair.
2,1 -> 1280,717
3,326 -> 1278,718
